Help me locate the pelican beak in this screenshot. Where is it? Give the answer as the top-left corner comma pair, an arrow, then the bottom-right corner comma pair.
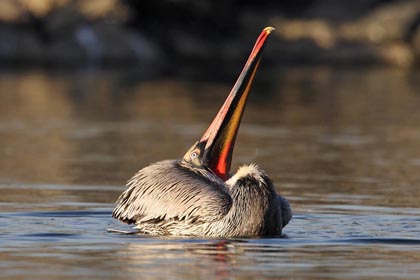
191,27 -> 274,181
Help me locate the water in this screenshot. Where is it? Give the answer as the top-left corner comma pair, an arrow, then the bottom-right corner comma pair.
0,67 -> 419,279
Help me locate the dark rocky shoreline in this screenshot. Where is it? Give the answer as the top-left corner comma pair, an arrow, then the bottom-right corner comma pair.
1,0 -> 420,72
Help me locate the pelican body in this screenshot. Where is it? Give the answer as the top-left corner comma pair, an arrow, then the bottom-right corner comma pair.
113,27 -> 292,237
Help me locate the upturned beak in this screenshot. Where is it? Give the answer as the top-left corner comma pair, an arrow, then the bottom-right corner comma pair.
185,27 -> 274,181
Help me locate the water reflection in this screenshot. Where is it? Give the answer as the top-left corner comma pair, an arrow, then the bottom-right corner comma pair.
3,227 -> 419,279
1,68 -> 420,204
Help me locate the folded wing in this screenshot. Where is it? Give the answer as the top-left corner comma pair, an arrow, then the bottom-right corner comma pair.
112,160 -> 232,225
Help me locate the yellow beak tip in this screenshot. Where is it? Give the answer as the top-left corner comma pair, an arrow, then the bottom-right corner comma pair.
263,26 -> 275,34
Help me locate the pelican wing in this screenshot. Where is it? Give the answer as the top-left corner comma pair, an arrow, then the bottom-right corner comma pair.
112,160 -> 232,224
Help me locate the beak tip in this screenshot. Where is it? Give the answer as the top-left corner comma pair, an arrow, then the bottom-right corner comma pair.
263,26 -> 275,34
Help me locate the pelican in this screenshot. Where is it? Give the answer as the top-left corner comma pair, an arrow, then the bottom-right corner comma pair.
112,27 -> 292,237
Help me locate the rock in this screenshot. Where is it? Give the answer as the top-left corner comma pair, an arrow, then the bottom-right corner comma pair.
1,0 -> 420,68
270,0 -> 420,66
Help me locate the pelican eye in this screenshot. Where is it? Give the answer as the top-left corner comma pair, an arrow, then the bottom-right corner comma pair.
190,151 -> 199,159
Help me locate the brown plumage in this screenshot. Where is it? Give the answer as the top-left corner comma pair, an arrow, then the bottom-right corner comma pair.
112,27 -> 292,237
113,161 -> 291,236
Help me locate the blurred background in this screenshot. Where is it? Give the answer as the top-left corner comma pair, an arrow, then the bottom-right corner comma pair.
1,0 -> 420,71
1,0 -> 420,194
1,2 -> 420,279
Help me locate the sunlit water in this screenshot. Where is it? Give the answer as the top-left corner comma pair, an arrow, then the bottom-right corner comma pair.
0,67 -> 420,279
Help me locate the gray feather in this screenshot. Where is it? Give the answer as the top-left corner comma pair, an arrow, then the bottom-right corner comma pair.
112,161 -> 292,237
112,160 -> 232,225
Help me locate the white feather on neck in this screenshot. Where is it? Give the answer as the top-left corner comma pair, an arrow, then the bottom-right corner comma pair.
226,163 -> 264,187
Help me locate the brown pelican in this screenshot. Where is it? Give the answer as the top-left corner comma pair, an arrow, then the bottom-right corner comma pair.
112,27 -> 292,237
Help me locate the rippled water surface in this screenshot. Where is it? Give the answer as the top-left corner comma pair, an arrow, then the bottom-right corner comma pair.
1,67 -> 420,279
